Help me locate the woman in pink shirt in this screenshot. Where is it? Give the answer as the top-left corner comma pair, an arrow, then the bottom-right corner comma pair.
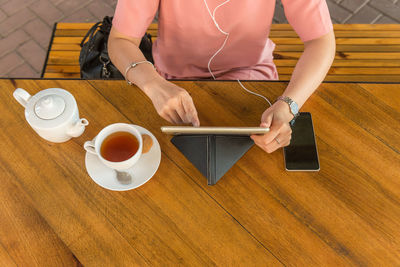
108,0 -> 335,153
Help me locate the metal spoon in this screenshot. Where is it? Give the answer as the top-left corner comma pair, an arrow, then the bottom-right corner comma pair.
115,170 -> 132,185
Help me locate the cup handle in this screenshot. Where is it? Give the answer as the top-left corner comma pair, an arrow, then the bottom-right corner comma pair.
84,141 -> 97,155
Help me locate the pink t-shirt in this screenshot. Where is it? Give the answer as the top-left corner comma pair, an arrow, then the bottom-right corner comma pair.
113,0 -> 333,80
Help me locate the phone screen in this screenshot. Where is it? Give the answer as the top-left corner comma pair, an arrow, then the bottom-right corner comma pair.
283,112 -> 320,171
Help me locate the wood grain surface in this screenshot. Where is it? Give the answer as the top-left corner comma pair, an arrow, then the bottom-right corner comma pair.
1,79 -> 399,266
0,164 -> 80,266
42,23 -> 400,82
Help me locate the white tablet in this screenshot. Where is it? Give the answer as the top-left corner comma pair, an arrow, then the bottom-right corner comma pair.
160,126 -> 270,135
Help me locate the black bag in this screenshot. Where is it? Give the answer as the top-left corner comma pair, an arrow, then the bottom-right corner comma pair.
79,16 -> 154,79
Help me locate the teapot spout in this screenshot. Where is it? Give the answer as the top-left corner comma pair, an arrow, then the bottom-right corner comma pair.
67,118 -> 89,137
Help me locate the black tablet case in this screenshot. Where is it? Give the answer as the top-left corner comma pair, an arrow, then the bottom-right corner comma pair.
171,135 -> 254,185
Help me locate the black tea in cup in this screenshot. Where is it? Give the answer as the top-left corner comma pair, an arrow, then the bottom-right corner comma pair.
100,131 -> 139,162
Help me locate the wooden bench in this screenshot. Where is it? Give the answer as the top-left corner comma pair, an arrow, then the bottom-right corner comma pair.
42,23 -> 400,82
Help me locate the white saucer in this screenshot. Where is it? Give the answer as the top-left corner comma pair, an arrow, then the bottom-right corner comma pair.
85,125 -> 161,191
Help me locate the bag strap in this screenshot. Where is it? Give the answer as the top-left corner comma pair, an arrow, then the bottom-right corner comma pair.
99,16 -> 113,34
80,21 -> 102,47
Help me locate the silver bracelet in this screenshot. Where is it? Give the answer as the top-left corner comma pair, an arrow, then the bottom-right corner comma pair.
124,60 -> 154,85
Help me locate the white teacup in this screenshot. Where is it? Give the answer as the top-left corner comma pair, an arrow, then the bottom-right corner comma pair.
84,123 -> 143,170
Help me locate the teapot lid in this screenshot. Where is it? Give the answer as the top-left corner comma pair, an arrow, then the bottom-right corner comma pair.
34,95 -> 66,120
25,88 -> 77,129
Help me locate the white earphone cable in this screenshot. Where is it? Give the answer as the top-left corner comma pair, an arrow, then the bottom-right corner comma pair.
207,35 -> 229,80
237,79 -> 272,106
204,0 -> 231,35
203,0 -> 230,80
203,0 -> 272,107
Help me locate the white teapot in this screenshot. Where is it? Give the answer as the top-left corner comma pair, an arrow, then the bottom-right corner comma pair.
13,88 -> 89,143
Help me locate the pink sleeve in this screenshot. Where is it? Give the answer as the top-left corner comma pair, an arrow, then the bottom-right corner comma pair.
112,0 -> 159,38
281,0 -> 333,42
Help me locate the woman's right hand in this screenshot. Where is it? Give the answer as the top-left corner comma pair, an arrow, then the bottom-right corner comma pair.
107,28 -> 200,126
143,77 -> 200,126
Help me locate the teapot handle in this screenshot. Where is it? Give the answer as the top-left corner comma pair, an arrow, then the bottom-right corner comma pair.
13,88 -> 32,108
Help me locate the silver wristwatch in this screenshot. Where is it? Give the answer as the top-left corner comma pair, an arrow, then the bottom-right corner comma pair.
276,96 -> 299,120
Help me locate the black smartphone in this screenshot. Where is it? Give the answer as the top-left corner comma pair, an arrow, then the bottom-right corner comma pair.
283,112 -> 320,171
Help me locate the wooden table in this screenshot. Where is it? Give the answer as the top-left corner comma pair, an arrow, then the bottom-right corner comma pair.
0,79 -> 399,266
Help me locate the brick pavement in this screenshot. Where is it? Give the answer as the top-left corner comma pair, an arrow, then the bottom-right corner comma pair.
0,0 -> 116,78
0,0 -> 399,78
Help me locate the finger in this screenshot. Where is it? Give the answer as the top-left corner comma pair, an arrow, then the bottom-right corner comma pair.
282,140 -> 291,147
182,96 -> 199,126
251,121 -> 273,142
182,95 -> 200,127
262,120 -> 286,145
280,123 -> 292,136
277,134 -> 291,146
253,131 -> 290,153
251,115 -> 282,144
173,110 -> 184,124
282,133 -> 292,147
163,113 -> 174,124
261,110 -> 274,128
264,135 -> 284,153
175,101 -> 190,124
269,131 -> 293,149
168,110 -> 183,125
250,124 -> 280,146
159,109 -> 173,124
250,135 -> 262,146
251,133 -> 270,145
250,120 -> 274,143
250,109 -> 286,144
251,138 -> 272,154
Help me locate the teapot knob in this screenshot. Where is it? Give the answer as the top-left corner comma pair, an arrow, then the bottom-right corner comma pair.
43,97 -> 52,105
13,88 -> 32,108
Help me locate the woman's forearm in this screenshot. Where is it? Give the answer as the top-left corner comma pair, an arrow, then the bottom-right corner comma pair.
251,31 -> 336,154
281,31 -> 336,108
108,27 -> 162,97
108,27 -> 200,126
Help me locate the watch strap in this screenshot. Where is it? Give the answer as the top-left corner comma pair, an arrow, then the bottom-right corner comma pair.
276,96 -> 299,118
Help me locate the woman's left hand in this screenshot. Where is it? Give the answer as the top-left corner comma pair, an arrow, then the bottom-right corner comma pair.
250,100 -> 294,153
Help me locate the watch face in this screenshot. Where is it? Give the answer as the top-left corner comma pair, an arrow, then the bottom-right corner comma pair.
290,102 -> 299,114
